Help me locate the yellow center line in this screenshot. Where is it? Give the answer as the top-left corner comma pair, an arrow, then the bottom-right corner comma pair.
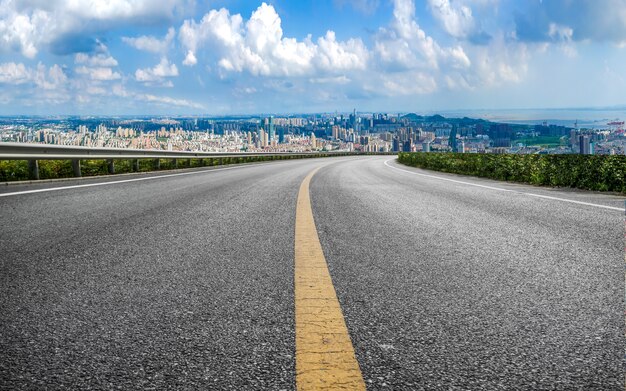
295,167 -> 366,390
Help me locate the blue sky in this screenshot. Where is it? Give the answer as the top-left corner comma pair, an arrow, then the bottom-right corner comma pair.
0,0 -> 625,115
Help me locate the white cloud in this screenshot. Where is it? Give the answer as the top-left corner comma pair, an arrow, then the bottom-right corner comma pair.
122,27 -> 175,53
183,50 -> 197,66
309,76 -> 351,84
374,0 -> 441,70
33,63 -> 68,89
466,34 -> 529,86
135,57 -> 179,85
75,66 -> 121,81
315,31 -> 369,71
0,0 -> 190,58
75,53 -> 118,67
0,61 -> 67,88
173,0 -> 527,100
0,62 -> 32,84
138,93 -> 205,109
548,23 -> 577,57
428,0 -> 475,39
0,0 -> 548,111
178,3 -> 368,76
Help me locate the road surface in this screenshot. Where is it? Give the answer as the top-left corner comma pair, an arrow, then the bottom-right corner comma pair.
1,156 -> 623,389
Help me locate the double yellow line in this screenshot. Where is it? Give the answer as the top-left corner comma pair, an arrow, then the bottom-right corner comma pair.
294,168 -> 365,390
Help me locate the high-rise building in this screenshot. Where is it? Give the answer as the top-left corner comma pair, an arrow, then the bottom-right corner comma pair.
579,135 -> 593,155
392,138 -> 400,152
489,124 -> 512,147
449,126 -> 458,151
268,116 -> 275,142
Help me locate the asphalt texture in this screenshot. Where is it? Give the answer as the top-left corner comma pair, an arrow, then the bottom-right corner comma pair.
1,156 -> 624,390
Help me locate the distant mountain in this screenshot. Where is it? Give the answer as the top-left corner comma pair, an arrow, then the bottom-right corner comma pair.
401,113 -> 424,121
402,113 -> 491,125
427,114 -> 446,122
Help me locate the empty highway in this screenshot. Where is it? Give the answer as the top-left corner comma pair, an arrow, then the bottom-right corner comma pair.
1,156 -> 623,390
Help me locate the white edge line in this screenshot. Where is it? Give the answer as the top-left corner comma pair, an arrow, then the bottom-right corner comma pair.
384,158 -> 624,212
0,164 -> 252,198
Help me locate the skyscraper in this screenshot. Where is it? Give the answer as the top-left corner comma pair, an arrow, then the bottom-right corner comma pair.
268,116 -> 275,142
278,127 -> 285,143
449,125 -> 458,152
579,135 -> 593,155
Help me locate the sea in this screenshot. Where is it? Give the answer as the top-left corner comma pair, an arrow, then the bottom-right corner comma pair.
431,108 -> 626,129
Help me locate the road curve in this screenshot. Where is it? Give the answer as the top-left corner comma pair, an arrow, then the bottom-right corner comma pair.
1,156 -> 623,389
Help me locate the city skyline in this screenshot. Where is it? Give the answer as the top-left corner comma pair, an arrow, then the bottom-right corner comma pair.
0,0 -> 625,115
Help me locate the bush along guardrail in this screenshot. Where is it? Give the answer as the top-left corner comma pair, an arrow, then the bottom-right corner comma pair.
397,152 -> 626,193
0,153 -> 363,182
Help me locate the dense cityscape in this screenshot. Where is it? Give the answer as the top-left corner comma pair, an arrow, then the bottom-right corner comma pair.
0,112 -> 624,155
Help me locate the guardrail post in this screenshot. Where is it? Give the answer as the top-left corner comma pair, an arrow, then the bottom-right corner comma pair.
187,158 -> 192,168
132,159 -> 139,172
71,159 -> 81,177
107,159 -> 115,174
154,159 -> 161,170
28,160 -> 39,180
173,158 -> 178,169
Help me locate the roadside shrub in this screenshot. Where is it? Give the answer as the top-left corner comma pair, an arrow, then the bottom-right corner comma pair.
397,152 -> 626,193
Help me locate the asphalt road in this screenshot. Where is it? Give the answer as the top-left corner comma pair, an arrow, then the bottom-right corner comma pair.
1,156 -> 623,390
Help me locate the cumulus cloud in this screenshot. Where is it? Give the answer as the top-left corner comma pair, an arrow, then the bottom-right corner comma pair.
123,27 -> 176,53
75,66 -> 121,81
373,0 -> 472,73
0,0 -> 563,112
75,52 -> 118,67
0,61 -> 67,89
135,57 -> 179,85
427,0 -> 492,44
0,62 -> 32,84
178,3 -> 368,76
183,50 -> 197,66
33,63 -> 68,89
428,0 -> 474,39
174,0 -> 530,99
74,50 -> 121,81
465,34 -> 529,87
0,0 -> 190,57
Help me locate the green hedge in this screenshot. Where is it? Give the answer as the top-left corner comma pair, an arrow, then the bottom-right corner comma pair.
0,152 -> 384,182
397,152 -> 626,193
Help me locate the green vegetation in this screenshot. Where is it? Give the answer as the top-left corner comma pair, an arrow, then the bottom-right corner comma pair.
0,153 -> 363,182
398,152 -> 626,193
514,136 -> 566,147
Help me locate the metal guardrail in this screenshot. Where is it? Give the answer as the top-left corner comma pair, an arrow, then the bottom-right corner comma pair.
0,142 -> 366,180
0,142 -> 328,160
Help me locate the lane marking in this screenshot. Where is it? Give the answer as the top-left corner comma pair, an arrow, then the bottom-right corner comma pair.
295,167 -> 365,391
0,162 -> 282,198
384,158 -> 624,212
